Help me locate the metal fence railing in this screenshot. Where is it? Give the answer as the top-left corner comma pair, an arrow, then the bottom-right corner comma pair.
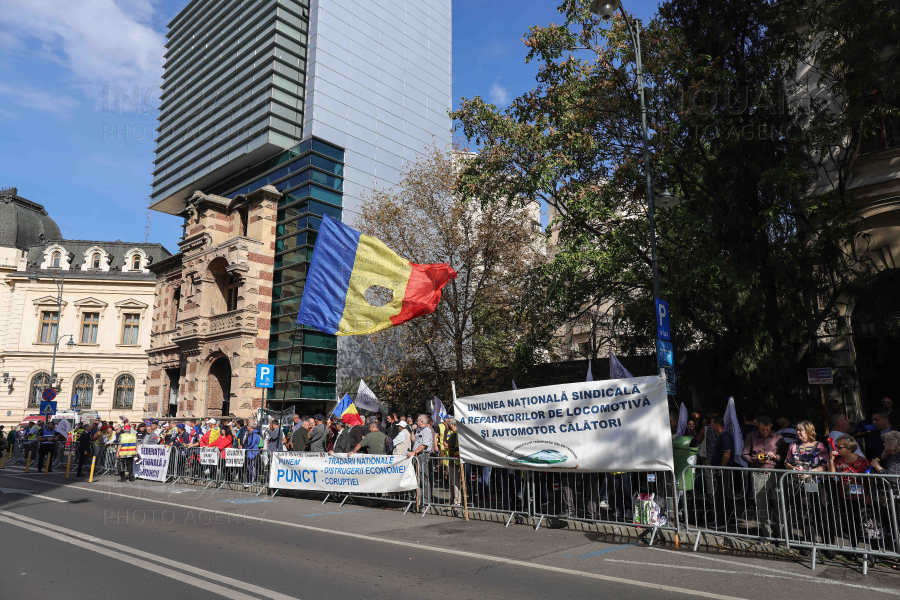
681,465 -> 900,573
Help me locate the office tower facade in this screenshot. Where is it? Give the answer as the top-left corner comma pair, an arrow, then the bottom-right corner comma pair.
147,0 -> 452,417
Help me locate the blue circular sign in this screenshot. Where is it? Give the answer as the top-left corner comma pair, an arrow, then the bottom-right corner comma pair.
42,387 -> 57,401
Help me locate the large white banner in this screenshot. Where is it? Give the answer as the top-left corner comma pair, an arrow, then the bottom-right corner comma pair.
269,452 -> 418,493
135,445 -> 171,482
456,376 -> 673,472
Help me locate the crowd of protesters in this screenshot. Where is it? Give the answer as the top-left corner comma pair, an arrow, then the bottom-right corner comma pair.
686,397 -> 899,566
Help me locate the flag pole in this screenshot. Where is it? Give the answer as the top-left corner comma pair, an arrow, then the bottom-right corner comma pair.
452,381 -> 469,520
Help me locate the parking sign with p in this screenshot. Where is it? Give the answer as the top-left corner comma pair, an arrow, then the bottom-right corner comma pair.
256,364 -> 274,388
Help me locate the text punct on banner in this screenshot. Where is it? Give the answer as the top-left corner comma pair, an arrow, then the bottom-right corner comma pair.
224,448 -> 245,467
135,445 -> 171,482
268,452 -> 418,493
200,448 -> 219,466
456,376 -> 673,472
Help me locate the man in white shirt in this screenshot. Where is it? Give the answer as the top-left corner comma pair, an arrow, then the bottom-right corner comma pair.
827,413 -> 864,458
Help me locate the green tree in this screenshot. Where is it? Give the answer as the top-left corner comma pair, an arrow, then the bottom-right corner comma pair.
452,0 -> 897,409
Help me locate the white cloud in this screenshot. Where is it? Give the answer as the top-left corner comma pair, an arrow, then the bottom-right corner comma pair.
489,82 -> 511,106
0,82 -> 80,118
0,0 -> 165,103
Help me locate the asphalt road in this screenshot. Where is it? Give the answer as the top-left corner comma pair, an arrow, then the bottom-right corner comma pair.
1,467 -> 898,600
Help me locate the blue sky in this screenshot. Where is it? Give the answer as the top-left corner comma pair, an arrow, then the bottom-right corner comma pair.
0,0 -> 659,254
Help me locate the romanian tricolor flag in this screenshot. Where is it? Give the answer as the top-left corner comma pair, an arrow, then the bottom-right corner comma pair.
297,216 -> 457,335
331,394 -> 360,423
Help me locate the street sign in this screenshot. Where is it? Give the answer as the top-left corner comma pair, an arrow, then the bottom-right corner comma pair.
72,394 -> 79,409
656,339 -> 674,367
256,363 -> 275,388
807,368 -> 833,385
655,298 -> 671,341
39,401 -> 57,417
42,387 -> 57,401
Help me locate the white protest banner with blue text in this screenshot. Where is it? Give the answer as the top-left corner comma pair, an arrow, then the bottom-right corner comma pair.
456,376 -> 673,472
135,445 -> 171,482
268,452 -> 418,493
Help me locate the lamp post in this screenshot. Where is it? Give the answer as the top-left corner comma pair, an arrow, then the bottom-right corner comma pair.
590,0 -> 680,375
29,270 -> 75,390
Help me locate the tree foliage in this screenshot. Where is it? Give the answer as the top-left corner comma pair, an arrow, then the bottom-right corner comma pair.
355,145 -> 546,396
452,0 -> 898,407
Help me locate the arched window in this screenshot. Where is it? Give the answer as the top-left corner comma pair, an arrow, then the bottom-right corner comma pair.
72,373 -> 94,408
28,372 -> 51,408
91,253 -> 101,269
51,252 -> 61,268
131,255 -> 142,271
113,374 -> 135,409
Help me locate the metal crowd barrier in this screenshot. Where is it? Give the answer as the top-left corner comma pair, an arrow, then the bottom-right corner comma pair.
167,446 -> 269,495
780,470 -> 900,572
681,464 -> 900,573
529,468 -> 680,545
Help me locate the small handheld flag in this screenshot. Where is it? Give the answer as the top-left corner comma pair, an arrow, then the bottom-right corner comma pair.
432,397 -> 448,424
609,352 -> 633,379
586,359 -> 594,382
297,216 -> 457,335
331,394 -> 359,420
674,402 -> 688,437
355,380 -> 381,413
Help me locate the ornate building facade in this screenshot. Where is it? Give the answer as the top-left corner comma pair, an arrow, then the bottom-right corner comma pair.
145,186 -> 278,418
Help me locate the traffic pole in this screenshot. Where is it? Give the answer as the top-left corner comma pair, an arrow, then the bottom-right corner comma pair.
1,451 -> 7,469
25,450 -> 32,473
65,452 -> 72,479
88,456 -> 96,482
44,452 -> 52,475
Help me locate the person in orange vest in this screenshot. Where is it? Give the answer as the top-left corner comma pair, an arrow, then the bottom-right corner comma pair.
117,424 -> 138,482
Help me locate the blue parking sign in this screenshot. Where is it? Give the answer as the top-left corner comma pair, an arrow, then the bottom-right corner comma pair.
256,364 -> 275,388
655,298 -> 671,341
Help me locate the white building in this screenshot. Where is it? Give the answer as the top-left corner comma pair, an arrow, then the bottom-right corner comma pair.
0,187 -> 170,427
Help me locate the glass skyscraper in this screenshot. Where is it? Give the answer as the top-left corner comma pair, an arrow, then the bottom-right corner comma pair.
150,0 -> 452,413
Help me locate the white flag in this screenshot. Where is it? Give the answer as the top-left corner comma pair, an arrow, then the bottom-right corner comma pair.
609,352 -> 633,379
355,380 -> 381,413
55,416 -> 71,439
586,360 -> 594,382
674,402 -> 688,438
511,380 -> 517,390
724,396 -> 746,466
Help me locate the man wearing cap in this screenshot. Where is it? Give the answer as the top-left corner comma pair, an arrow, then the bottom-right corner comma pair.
117,424 -> 138,482
309,414 -> 327,453
392,419 -> 411,456
37,421 -> 62,473
330,420 -> 352,454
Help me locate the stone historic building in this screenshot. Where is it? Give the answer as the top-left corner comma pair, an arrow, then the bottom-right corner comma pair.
145,186 -> 278,419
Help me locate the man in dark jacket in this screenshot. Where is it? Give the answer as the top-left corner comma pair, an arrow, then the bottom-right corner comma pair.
309,414 -> 327,452
331,421 -> 353,454
292,419 -> 310,452
76,424 -> 92,477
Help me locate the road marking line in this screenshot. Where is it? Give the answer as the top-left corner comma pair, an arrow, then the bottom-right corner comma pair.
0,515 -> 278,600
603,559 -> 900,596
55,485 -> 746,600
0,510 -> 298,600
644,546 -> 814,576
0,485 -> 68,503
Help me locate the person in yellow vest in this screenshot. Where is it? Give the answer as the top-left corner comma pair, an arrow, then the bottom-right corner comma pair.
117,424 -> 138,482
